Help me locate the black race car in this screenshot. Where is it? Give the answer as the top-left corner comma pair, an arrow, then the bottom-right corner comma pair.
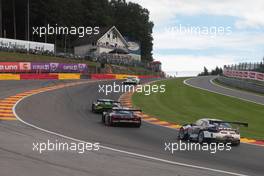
91,99 -> 120,113
102,107 -> 142,127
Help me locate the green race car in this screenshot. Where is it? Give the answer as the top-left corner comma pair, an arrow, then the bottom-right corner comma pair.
91,99 -> 121,113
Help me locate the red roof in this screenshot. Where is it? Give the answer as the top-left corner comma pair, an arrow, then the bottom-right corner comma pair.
151,61 -> 161,64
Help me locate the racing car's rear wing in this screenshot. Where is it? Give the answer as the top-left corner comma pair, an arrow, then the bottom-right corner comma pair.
210,120 -> 248,127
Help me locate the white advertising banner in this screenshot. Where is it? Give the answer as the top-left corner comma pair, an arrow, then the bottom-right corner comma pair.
0,38 -> 54,53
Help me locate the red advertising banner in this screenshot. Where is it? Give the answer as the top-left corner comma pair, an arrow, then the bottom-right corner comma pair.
256,73 -> 264,80
249,72 -> 256,79
0,62 -> 19,72
91,74 -> 116,80
224,69 -> 264,82
0,62 -> 88,73
19,62 -> 31,72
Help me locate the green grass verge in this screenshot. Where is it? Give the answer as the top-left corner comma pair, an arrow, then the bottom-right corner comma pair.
132,78 -> 264,139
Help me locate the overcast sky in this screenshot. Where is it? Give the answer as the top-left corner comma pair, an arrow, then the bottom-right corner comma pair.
129,0 -> 264,75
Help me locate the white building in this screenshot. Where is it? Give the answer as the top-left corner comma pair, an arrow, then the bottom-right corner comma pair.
73,26 -> 141,61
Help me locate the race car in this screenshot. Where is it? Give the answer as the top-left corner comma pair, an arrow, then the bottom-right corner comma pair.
102,107 -> 142,127
122,76 -> 140,85
178,118 -> 248,145
91,99 -> 121,113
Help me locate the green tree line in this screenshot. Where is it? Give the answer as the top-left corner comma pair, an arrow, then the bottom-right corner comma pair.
198,66 -> 223,76
0,0 -> 154,61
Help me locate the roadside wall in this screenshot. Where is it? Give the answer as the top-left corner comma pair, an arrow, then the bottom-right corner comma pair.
223,69 -> 264,82
216,76 -> 264,94
0,73 -> 160,80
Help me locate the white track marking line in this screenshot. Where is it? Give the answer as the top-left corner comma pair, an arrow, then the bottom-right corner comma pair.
12,80 -> 248,176
184,77 -> 264,106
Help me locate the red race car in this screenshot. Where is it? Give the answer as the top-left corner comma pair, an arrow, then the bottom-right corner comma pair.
102,107 -> 142,128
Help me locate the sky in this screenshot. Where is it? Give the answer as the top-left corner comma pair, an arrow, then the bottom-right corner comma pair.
129,0 -> 264,76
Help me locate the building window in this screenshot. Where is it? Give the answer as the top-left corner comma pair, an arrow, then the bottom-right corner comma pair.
113,33 -> 117,39
107,33 -> 110,38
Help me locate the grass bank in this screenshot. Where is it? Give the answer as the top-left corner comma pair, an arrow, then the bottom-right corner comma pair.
132,78 -> 264,139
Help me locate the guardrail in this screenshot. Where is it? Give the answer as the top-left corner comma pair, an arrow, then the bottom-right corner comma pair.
216,76 -> 264,94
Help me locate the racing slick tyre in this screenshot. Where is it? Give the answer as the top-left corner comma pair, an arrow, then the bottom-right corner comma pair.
198,131 -> 205,143
232,140 -> 240,146
101,115 -> 105,123
135,122 -> 141,128
105,116 -> 112,126
91,104 -> 95,112
178,128 -> 188,140
105,116 -> 109,126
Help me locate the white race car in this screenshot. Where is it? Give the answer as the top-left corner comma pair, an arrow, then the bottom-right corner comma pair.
178,118 -> 248,146
122,76 -> 140,85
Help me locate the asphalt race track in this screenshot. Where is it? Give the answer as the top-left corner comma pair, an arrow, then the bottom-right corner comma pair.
3,78 -> 264,175
0,78 -> 264,175
185,76 -> 264,105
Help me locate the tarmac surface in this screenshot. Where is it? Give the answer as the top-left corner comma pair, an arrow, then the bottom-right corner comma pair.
4,78 -> 262,176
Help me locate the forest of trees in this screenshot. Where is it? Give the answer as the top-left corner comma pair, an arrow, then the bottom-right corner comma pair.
0,0 -> 154,61
198,66 -> 223,76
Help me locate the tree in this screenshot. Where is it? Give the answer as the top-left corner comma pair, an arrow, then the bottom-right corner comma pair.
0,0 -> 2,37
203,67 -> 209,75
12,0 -> 16,39
198,66 -> 209,76
1,0 -> 154,61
